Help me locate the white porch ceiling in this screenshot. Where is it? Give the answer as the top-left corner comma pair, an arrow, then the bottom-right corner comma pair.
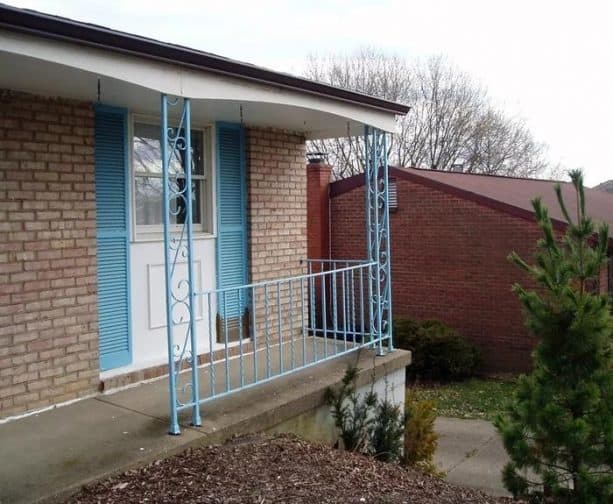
0,30 -> 399,139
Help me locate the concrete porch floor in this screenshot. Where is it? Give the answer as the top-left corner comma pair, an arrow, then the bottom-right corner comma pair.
0,339 -> 410,504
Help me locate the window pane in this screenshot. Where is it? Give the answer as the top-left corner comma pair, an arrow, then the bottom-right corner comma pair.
134,177 -> 202,226
134,176 -> 162,225
171,178 -> 202,225
133,123 -> 203,177
191,130 -> 204,176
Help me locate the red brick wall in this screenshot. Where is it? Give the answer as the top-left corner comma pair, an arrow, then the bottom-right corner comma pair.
0,90 -> 98,418
306,162 -> 332,260
329,177 -> 547,373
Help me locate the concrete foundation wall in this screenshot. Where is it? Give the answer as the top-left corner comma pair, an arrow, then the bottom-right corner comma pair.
267,367 -> 406,446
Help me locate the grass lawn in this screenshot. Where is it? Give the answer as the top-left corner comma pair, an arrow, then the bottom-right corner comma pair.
409,378 -> 518,422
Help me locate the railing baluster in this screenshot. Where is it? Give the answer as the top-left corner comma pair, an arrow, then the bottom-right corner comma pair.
347,268 -> 351,337
264,284 -> 271,378
289,280 -> 295,370
277,282 -> 283,374
350,267 -> 356,339
368,262 -> 374,349
342,269 -> 347,352
359,267 -> 365,342
300,277 -> 307,367
309,265 -> 316,363
332,267 -> 338,355
238,289 -> 244,388
223,291 -> 230,392
321,268 -> 328,359
208,292 -> 215,397
252,286 -> 257,384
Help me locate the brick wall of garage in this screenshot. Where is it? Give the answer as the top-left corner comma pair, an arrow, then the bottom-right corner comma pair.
328,176 -> 549,373
0,90 -> 99,419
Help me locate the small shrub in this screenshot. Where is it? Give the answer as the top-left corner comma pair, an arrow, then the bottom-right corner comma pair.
370,398 -> 404,462
402,391 -> 441,476
325,366 -> 377,452
394,318 -> 481,381
326,367 -> 405,462
327,367 -> 442,474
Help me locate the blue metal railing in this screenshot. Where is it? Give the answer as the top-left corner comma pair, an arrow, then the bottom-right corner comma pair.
305,259 -> 371,341
171,259 -> 383,416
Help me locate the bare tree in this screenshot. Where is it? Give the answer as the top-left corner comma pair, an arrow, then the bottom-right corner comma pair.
306,49 -> 548,179
306,48 -> 412,178
463,108 -> 547,177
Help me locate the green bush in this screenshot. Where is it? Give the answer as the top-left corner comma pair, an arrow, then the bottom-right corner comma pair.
370,398 -> 404,463
326,367 -> 404,462
402,391 -> 441,476
325,366 -> 377,453
394,319 -> 481,381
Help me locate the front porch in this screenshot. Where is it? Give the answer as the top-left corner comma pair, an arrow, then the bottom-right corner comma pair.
0,343 -> 410,504
0,5 -> 410,435
157,96 -> 397,434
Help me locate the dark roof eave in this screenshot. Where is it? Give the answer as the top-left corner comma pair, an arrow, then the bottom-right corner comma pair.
330,167 -> 613,249
330,167 -> 569,228
0,4 -> 411,116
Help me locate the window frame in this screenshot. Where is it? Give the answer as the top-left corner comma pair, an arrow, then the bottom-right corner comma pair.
130,114 -> 215,241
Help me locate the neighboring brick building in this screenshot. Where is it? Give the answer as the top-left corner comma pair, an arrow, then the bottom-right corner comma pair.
307,165 -> 613,372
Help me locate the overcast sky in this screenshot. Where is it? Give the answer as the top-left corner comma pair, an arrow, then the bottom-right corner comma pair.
7,0 -> 613,186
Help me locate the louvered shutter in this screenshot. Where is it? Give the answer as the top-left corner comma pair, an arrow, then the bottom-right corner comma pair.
215,123 -> 248,319
95,106 -> 132,371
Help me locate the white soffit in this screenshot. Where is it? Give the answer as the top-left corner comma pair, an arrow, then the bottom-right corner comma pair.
0,30 -> 398,138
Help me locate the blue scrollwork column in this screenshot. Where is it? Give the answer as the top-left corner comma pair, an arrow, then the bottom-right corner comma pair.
364,126 -> 393,354
161,94 -> 201,434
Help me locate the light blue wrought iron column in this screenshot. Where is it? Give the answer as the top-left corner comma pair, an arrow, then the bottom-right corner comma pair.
364,126 -> 393,354
380,132 -> 393,351
161,94 -> 201,435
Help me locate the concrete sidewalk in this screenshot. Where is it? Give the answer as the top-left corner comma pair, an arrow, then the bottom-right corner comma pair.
0,346 -> 409,504
434,417 -> 510,497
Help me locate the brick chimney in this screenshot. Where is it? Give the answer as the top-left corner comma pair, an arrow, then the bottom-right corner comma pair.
306,155 -> 332,260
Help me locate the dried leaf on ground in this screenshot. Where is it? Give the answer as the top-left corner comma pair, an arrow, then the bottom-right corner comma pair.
67,434 -> 517,504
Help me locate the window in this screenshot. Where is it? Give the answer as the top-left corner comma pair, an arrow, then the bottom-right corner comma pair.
132,122 -> 211,234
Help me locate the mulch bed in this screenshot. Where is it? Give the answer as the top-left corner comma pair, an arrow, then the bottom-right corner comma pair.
67,434 -> 514,503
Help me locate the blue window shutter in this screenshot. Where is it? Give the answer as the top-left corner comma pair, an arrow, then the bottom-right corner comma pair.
216,123 -> 248,318
94,105 -> 132,371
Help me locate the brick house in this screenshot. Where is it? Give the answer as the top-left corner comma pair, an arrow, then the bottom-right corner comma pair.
308,164 -> 613,372
0,5 -> 408,423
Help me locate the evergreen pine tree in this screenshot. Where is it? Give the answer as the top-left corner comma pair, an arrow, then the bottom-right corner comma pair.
495,170 -> 613,503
